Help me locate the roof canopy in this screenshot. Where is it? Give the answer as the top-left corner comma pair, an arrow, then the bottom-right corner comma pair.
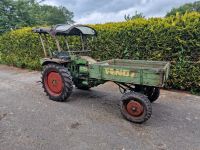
33,24 -> 97,36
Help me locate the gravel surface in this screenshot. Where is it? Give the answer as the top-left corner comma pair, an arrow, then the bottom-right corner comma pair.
0,65 -> 200,150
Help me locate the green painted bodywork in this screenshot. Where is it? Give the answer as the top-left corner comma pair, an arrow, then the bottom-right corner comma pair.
88,59 -> 170,87
37,24 -> 170,89
41,56 -> 170,88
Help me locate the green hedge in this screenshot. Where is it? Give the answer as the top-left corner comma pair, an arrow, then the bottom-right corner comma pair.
0,28 -> 43,70
0,12 -> 199,94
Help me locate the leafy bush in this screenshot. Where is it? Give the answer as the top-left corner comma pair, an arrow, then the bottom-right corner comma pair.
0,28 -> 42,70
0,12 -> 199,94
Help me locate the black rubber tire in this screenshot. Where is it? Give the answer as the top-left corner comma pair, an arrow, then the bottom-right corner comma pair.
134,85 -> 160,103
120,92 -> 152,124
147,87 -> 160,103
42,64 -> 73,102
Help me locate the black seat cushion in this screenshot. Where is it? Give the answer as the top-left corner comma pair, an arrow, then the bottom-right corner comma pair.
52,51 -> 71,61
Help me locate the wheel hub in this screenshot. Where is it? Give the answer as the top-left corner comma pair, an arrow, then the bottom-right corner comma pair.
52,79 -> 57,85
46,72 -> 63,95
126,101 -> 144,117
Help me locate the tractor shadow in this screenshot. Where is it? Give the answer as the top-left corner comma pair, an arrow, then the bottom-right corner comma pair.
69,88 -> 122,118
68,88 -> 186,128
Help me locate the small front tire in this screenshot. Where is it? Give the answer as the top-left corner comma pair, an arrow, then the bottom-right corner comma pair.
120,92 -> 152,123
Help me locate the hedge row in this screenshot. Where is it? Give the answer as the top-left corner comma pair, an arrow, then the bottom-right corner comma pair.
0,12 -> 199,94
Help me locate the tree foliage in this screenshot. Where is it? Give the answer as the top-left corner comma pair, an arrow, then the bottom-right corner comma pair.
0,0 -> 74,33
125,11 -> 145,21
166,1 -> 200,17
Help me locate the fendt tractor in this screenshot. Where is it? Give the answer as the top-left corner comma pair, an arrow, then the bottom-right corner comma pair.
33,24 -> 170,123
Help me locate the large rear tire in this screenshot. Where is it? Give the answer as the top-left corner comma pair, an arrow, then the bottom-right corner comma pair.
120,92 -> 152,123
42,64 -> 73,102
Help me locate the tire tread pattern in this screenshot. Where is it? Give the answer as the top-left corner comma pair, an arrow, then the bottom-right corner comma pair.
120,92 -> 152,123
42,64 -> 73,102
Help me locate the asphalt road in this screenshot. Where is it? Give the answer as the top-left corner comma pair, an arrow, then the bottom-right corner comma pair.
0,65 -> 200,150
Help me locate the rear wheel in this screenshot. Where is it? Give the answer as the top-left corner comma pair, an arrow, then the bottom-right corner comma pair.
42,64 -> 73,102
120,92 -> 152,123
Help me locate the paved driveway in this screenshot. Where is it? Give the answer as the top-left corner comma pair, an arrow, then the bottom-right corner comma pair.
0,65 -> 200,150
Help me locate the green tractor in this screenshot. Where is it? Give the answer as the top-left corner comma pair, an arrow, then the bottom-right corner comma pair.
33,24 -> 170,123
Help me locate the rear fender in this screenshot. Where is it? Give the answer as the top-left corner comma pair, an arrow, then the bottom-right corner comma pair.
41,58 -> 70,66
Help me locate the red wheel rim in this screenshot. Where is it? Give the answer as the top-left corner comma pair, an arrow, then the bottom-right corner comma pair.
45,71 -> 63,96
126,101 -> 144,117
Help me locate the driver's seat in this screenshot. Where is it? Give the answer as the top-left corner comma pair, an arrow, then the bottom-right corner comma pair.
53,51 -> 71,61
80,56 -> 97,64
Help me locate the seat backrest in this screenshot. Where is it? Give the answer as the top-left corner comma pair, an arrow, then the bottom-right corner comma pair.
80,56 -> 97,64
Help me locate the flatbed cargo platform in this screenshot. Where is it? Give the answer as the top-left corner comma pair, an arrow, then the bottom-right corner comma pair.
89,59 -> 170,87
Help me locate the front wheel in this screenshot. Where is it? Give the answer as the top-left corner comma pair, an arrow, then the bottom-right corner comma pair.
42,64 -> 73,102
120,92 -> 152,123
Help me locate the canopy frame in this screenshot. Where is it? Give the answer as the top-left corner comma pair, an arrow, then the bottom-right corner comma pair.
33,24 -> 97,57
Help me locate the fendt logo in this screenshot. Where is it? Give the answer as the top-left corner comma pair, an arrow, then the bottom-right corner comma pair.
104,68 -> 135,77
